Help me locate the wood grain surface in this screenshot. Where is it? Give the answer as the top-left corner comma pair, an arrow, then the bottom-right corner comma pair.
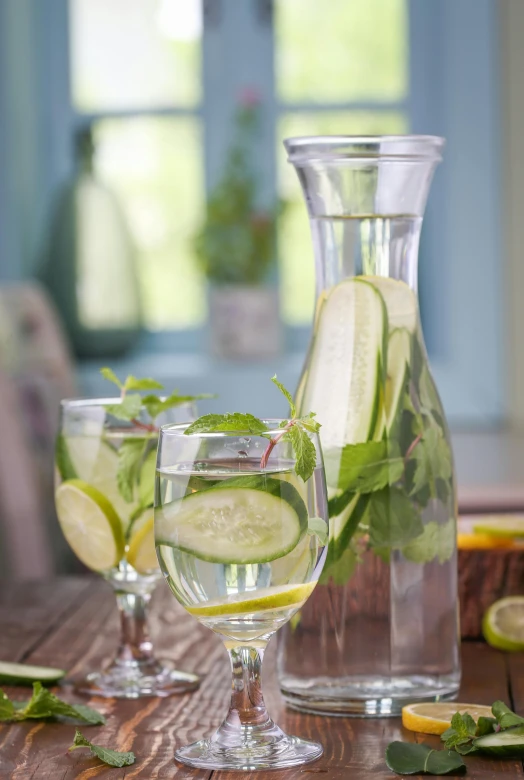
0,578 -> 523,779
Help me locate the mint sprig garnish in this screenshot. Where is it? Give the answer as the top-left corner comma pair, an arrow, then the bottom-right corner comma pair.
0,682 -> 105,724
69,729 -> 135,768
184,376 -> 321,482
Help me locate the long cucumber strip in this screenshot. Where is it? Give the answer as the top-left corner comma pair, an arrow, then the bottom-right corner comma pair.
0,661 -> 65,686
374,328 -> 412,439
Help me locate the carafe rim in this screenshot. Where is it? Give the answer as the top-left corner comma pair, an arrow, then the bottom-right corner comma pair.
284,134 -> 445,164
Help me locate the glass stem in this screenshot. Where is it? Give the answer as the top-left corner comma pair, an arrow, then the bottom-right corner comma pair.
112,591 -> 157,669
212,644 -> 281,748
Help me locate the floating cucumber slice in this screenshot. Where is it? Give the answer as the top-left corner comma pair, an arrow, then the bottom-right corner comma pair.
374,328 -> 412,439
299,278 -> 387,448
474,727 -> 524,756
0,661 -> 65,686
363,276 -> 418,333
156,478 -> 308,564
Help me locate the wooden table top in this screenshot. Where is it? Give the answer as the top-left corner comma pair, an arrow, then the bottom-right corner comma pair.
1,577 -> 524,779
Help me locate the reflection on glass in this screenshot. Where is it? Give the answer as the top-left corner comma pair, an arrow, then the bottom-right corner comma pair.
93,117 -> 205,330
275,0 -> 408,104
277,112 -> 408,325
70,0 -> 202,110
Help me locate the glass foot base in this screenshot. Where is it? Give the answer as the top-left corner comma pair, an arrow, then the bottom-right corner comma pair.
175,734 -> 322,771
75,660 -> 200,699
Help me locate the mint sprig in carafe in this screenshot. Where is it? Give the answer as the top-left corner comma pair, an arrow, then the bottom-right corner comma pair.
277,136 -> 460,716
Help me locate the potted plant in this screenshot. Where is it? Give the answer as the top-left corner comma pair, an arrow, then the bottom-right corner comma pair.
194,88 -> 283,359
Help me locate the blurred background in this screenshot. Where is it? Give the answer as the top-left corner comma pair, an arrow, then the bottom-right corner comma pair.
0,0 -> 522,577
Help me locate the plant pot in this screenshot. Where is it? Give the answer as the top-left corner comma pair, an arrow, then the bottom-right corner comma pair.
208,285 -> 281,359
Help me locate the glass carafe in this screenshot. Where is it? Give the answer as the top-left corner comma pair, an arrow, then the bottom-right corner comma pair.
277,136 -> 460,716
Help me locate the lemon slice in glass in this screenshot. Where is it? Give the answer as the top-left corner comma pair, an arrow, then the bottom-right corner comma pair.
55,479 -> 124,571
186,582 -> 316,618
483,596 -> 524,652
126,511 -> 158,574
402,702 -> 494,735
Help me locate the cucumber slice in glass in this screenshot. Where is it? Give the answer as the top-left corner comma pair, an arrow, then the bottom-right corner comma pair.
156,480 -> 308,564
474,727 -> 524,756
0,661 -> 65,686
363,276 -> 418,333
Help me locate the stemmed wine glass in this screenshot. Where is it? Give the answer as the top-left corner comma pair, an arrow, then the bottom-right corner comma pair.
155,420 -> 328,770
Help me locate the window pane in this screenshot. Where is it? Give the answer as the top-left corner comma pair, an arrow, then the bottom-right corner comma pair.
93,117 -> 205,330
278,112 -> 408,325
276,0 -> 408,104
71,0 -> 202,111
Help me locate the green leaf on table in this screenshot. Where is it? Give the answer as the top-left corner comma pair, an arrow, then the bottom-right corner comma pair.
385,742 -> 466,775
105,393 -> 142,422
69,729 -> 135,767
117,439 -> 146,503
142,391 -> 215,421
367,487 -> 424,550
55,434 -> 77,481
0,690 -> 15,721
2,683 -> 105,724
184,413 -> 268,436
307,517 -> 328,546
409,427 -> 452,497
402,519 -> 455,565
442,712 -> 477,749
271,375 -> 296,417
492,700 -> 524,729
476,716 -> 498,736
124,375 -> 164,392
100,367 -> 123,389
286,424 -> 317,482
324,441 -> 404,494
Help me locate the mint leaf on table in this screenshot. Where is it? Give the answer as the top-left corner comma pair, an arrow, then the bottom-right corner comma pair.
100,367 -> 123,389
185,413 -> 269,436
286,424 -> 317,482
55,434 -> 77,481
117,439 -> 146,503
307,517 -> 328,546
271,374 -> 296,417
0,683 -> 105,724
442,712 -> 477,749
367,487 -> 424,550
492,701 -> 524,729
386,742 -> 466,775
69,729 -> 135,767
324,441 -> 404,494
105,393 -> 143,422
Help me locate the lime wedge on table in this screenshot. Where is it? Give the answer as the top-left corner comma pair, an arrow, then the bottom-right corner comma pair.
55,479 -> 124,571
483,597 -> 524,651
186,582 -> 317,618
63,435 -> 140,529
473,516 -> 524,538
126,511 -> 158,574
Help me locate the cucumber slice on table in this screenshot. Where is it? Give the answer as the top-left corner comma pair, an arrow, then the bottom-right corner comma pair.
156,479 -> 308,564
474,727 -> 524,757
0,661 -> 65,686
299,277 -> 387,448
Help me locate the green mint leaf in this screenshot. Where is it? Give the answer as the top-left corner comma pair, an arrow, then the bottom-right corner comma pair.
124,375 -> 164,392
69,729 -> 135,767
142,391 -> 214,421
138,447 -> 156,509
117,439 -> 147,503
476,716 -> 497,737
319,546 -> 358,586
271,375 -> 296,417
298,412 -> 321,433
15,683 -> 105,724
402,519 -> 455,565
386,742 -> 466,775
287,424 -> 317,482
454,743 -> 479,756
100,367 -> 123,389
324,441 -> 404,494
184,413 -> 268,436
55,434 -> 77,481
307,517 -> 328,545
409,427 -> 452,497
105,393 -> 142,422
0,689 -> 14,721
367,487 -> 424,550
492,700 -> 524,729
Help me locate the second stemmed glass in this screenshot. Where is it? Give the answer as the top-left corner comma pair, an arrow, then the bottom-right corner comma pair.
155,421 -> 328,770
54,397 -> 200,698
